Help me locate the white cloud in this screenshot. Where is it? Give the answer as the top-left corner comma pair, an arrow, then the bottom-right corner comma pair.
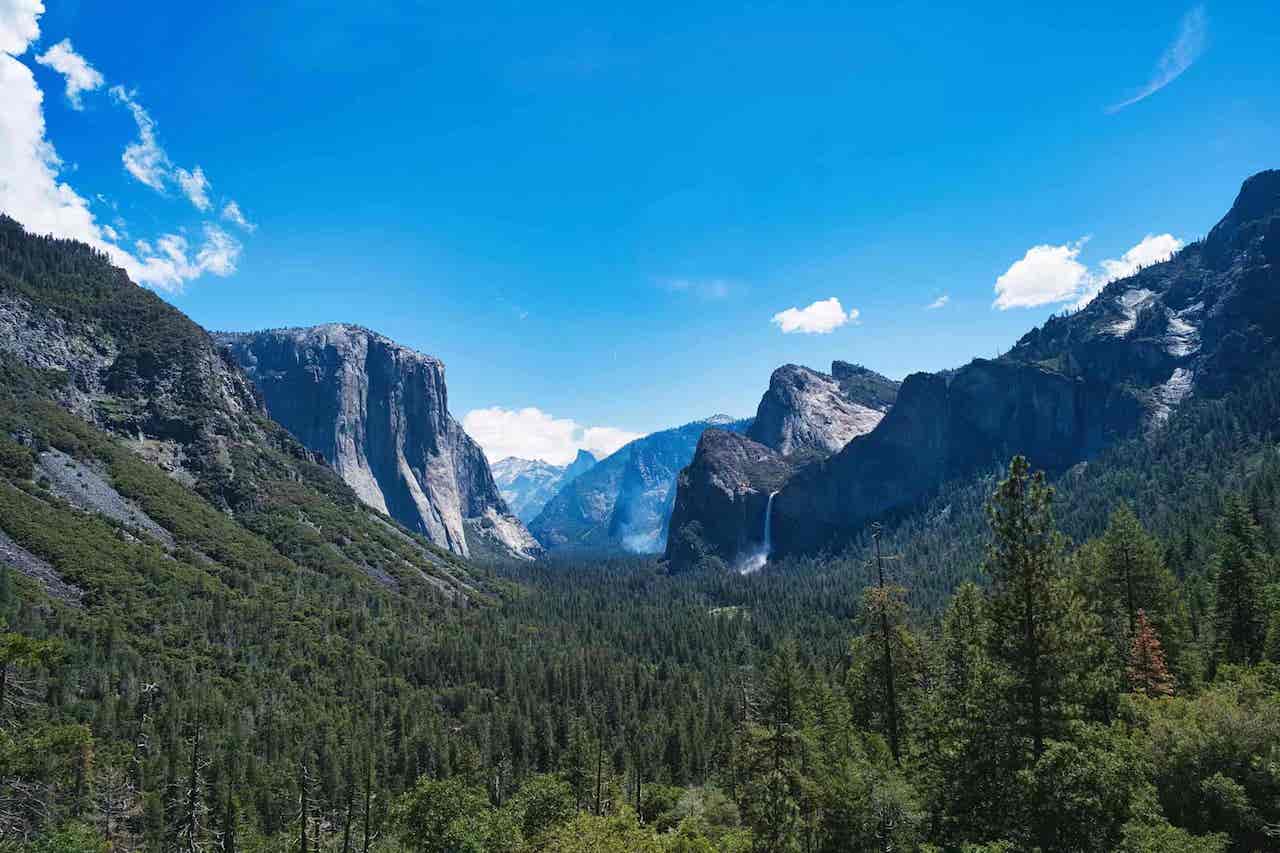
1108,5 -> 1207,113
993,242 -> 1090,310
993,234 -> 1184,310
221,199 -> 255,231
109,85 -> 168,190
34,38 -> 102,108
771,297 -> 860,334
926,294 -> 950,310
109,88 -> 234,217
0,7 -> 242,292
1099,233 -> 1184,281
1074,233 -> 1184,308
195,223 -> 240,275
174,165 -> 210,211
0,0 -> 42,57
462,406 -> 644,466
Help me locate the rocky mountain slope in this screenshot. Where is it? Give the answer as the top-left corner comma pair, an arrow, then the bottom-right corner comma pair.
530,415 -> 750,553
0,214 -> 485,605
216,326 -> 541,561
668,169 -> 1280,570
492,450 -> 597,522
666,362 -> 898,569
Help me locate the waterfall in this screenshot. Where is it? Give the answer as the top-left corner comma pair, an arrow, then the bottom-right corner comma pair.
737,490 -> 779,575
762,490 -> 777,555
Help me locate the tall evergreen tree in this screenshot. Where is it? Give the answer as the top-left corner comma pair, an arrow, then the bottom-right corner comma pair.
738,640 -> 812,853
1212,496 -> 1268,666
983,456 -> 1069,759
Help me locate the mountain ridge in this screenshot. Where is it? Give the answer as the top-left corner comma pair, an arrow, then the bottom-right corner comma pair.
667,169 -> 1280,570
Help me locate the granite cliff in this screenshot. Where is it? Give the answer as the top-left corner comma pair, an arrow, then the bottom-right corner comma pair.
216,326 -> 541,560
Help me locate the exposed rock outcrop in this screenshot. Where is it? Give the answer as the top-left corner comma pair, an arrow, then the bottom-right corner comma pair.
747,362 -> 898,455
530,415 -> 750,553
668,170 -> 1280,569
217,325 -> 541,560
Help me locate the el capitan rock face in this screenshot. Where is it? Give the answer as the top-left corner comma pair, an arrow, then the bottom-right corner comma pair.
669,170 -> 1280,569
217,325 -> 541,560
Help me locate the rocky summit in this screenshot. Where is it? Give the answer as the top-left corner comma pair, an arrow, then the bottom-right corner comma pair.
665,361 -> 897,570
747,361 -> 899,455
217,325 -> 541,560
667,170 -> 1280,570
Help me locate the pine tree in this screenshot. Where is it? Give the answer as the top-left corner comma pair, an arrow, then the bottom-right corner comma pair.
737,640 -> 812,853
1212,496 -> 1268,666
983,456 -> 1067,759
1096,506 -> 1187,653
1128,611 -> 1175,697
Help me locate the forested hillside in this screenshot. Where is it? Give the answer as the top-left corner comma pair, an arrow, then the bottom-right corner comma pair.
1,218 -> 1279,852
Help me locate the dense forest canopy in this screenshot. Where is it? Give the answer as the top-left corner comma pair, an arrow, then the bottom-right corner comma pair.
2,205 -> 1280,851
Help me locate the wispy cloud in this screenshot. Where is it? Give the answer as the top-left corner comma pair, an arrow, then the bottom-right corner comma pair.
34,38 -> 102,108
109,86 -> 227,218
992,234 -> 1184,310
1108,5 -> 1207,113
659,277 -> 732,300
0,4 -> 248,291
771,297 -> 860,334
109,85 -> 169,189
926,294 -> 950,310
174,166 -> 211,211
221,200 -> 256,232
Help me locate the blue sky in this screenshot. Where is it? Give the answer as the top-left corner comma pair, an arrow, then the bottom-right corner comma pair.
3,0 -> 1279,462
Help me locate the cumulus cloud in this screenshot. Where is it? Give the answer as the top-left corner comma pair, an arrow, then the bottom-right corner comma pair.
993,234 -> 1183,310
1108,5 -> 1207,113
174,165 -> 210,211
926,294 -> 950,310
0,0 -> 41,57
221,199 -> 255,231
0,5 -> 243,292
771,297 -> 860,334
462,406 -> 644,466
34,38 -> 101,108
993,242 -> 1090,310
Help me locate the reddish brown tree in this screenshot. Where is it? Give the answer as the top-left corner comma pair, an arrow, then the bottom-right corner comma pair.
1127,610 -> 1175,698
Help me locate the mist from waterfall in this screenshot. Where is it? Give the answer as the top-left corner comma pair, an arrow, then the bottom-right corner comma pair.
737,490 -> 778,575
